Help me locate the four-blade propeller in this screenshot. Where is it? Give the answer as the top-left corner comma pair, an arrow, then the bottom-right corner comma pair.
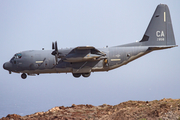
51,41 -> 58,56
51,41 -> 62,64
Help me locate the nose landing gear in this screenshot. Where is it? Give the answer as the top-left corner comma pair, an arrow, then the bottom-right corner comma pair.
21,73 -> 27,79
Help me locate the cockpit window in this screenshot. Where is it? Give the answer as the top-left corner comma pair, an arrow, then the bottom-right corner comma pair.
11,53 -> 22,59
10,53 -> 22,63
15,53 -> 22,59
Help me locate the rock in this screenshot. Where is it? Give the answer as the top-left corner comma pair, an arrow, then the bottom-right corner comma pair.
5,114 -> 21,119
71,104 -> 77,108
1,98 -> 180,120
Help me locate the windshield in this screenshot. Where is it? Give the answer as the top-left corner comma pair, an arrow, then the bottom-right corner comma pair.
10,53 -> 22,62
14,53 -> 22,59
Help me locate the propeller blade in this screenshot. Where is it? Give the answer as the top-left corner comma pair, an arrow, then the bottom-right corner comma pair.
52,42 -> 55,49
55,55 -> 58,64
55,41 -> 58,52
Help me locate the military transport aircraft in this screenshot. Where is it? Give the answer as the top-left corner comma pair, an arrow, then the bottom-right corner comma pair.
3,4 -> 177,79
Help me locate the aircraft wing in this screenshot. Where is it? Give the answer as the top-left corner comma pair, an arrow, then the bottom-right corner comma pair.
64,46 -> 106,62
74,46 -> 95,50
70,46 -> 105,55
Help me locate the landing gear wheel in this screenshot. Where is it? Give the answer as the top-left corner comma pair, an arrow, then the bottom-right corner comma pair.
82,73 -> 91,78
72,73 -> 81,78
21,73 -> 27,79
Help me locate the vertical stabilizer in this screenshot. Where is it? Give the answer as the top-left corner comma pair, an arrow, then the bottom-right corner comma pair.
140,4 -> 176,46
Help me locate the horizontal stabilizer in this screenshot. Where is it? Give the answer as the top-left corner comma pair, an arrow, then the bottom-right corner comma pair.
148,45 -> 178,51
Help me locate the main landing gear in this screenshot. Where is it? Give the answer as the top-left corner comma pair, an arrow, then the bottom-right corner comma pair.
20,73 -> 91,79
21,73 -> 27,79
72,73 -> 91,78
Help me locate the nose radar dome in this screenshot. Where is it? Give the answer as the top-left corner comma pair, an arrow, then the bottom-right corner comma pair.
3,62 -> 12,70
3,63 -> 6,70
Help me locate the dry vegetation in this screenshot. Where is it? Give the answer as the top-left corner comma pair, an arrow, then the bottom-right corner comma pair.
1,98 -> 180,120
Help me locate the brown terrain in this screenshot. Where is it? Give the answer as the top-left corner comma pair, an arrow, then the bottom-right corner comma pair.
1,98 -> 180,120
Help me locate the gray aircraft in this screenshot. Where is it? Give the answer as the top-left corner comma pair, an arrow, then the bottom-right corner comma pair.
3,4 -> 177,79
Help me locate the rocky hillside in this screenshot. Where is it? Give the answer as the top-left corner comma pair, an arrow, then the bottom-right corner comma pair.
1,98 -> 180,120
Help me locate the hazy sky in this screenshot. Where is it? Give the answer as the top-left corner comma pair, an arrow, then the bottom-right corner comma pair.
0,0 -> 180,118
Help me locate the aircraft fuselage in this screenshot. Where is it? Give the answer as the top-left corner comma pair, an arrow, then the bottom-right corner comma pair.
3,46 -> 150,76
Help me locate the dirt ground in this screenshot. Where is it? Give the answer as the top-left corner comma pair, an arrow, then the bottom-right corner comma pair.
1,98 -> 180,120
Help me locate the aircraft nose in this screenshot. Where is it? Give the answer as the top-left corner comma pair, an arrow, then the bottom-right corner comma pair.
3,62 -> 12,70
